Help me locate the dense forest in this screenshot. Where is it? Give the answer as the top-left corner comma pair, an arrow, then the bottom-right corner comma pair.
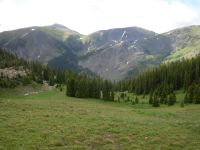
116,55 -> 200,106
0,48 -> 68,88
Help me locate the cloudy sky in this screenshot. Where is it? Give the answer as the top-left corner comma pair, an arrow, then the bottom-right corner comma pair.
0,0 -> 200,34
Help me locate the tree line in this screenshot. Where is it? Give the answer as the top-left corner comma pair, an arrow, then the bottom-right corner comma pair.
0,48 -> 69,88
2,47 -> 200,105
115,55 -> 200,106
0,48 -> 115,101
66,75 -> 114,101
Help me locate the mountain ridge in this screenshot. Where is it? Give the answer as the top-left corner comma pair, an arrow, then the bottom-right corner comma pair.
0,24 -> 200,80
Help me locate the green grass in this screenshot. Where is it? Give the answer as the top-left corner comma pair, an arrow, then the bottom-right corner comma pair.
0,89 -> 200,149
164,45 -> 200,62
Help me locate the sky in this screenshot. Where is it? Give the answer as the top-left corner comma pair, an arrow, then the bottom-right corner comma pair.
0,0 -> 200,35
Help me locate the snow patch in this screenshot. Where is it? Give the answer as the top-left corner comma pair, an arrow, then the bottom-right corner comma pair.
112,40 -> 118,43
31,28 -> 35,31
100,32 -> 104,37
126,61 -> 129,64
37,55 -> 40,58
134,40 -> 138,44
129,44 -> 135,49
166,32 -> 172,35
21,32 -> 29,38
120,30 -> 126,40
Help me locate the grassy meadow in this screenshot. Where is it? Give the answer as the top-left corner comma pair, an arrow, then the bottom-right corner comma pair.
0,88 -> 200,149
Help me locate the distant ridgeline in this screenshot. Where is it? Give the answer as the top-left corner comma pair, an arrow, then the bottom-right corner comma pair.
116,55 -> 200,106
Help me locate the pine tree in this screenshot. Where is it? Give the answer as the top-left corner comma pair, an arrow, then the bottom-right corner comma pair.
75,79 -> 86,98
131,99 -> 135,105
188,84 -> 195,103
117,97 -> 120,103
102,80 -> 112,101
66,78 -> 76,97
152,96 -> 159,107
110,91 -> 115,101
135,96 -> 139,104
120,93 -> 125,99
172,92 -> 176,103
180,101 -> 184,108
193,85 -> 200,104
184,93 -> 190,103
149,93 -> 153,104
168,93 -> 175,106
127,96 -> 130,102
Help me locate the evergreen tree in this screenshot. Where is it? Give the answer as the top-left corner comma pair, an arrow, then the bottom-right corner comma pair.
126,96 -> 130,102
152,95 -> 159,107
110,91 -> 115,101
66,78 -> 76,97
120,93 -> 125,100
168,93 -> 176,106
149,93 -> 153,104
131,99 -> 135,105
75,79 -> 86,98
180,101 -> 184,108
102,80 -> 112,101
184,93 -> 190,103
135,96 -> 139,104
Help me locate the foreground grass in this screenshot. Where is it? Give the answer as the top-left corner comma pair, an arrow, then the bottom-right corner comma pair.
0,89 -> 200,149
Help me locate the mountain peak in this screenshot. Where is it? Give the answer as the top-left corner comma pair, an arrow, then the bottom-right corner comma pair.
52,23 -> 67,29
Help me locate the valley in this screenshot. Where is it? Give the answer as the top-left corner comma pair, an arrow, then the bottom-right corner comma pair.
1,24 -> 200,150
1,0 -> 200,149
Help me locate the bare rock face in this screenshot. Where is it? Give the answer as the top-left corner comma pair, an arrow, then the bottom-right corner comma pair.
79,42 -> 145,80
0,67 -> 26,78
79,28 -> 171,80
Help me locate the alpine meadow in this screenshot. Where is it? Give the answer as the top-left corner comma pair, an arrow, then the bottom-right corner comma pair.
1,0 -> 200,149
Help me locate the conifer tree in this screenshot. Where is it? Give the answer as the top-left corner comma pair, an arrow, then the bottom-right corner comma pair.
110,91 -> 115,101
152,95 -> 159,107
149,93 -> 153,104
168,93 -> 176,106
135,96 -> 139,104
184,93 -> 190,103
66,78 -> 76,97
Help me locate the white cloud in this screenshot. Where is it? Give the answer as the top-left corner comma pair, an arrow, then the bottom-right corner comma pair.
0,0 -> 200,34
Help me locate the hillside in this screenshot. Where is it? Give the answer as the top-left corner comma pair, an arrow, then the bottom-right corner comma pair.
164,25 -> 200,62
1,24 -> 200,80
0,24 -> 82,72
0,48 -> 68,89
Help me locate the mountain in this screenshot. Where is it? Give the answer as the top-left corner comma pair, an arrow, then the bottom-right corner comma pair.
84,27 -> 156,51
79,28 -> 172,80
1,24 -> 200,80
163,25 -> 200,62
0,24 -> 82,71
81,26 -> 200,80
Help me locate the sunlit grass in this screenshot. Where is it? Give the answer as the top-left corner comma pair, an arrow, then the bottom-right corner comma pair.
0,88 -> 200,149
